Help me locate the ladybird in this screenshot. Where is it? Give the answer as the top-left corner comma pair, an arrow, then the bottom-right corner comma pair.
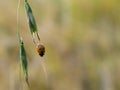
36,44 -> 45,57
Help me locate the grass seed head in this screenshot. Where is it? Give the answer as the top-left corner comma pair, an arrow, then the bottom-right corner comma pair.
19,39 -> 29,85
25,2 -> 37,35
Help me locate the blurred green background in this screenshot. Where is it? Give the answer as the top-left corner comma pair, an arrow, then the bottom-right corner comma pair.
0,0 -> 120,90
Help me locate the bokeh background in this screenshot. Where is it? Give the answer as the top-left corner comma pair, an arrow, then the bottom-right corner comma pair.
0,0 -> 120,90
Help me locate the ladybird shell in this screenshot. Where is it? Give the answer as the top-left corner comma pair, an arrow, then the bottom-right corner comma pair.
36,44 -> 45,57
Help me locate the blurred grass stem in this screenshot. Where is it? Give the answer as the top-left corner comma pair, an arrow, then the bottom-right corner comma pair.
17,0 -> 23,89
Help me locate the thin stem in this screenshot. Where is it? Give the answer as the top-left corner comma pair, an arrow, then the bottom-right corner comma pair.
32,33 -> 37,45
17,0 -> 23,90
17,0 -> 21,37
19,61 -> 23,90
40,60 -> 48,87
36,32 -> 40,42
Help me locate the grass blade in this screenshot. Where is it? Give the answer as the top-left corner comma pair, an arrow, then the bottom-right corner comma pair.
19,38 -> 29,86
25,1 -> 38,35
